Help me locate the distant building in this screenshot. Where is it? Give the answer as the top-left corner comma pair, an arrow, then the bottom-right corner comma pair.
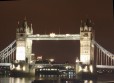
35,59 -> 75,78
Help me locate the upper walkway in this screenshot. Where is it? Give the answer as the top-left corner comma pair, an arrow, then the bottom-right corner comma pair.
27,34 -> 80,40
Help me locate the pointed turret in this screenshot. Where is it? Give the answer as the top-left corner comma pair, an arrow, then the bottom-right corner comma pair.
80,18 -> 93,32
17,21 -> 20,33
30,23 -> 33,34
84,18 -> 92,27
23,17 -> 28,28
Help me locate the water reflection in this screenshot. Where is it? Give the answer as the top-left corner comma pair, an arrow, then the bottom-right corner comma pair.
84,80 -> 94,83
0,77 -> 34,83
62,80 -> 95,83
0,76 -> 108,83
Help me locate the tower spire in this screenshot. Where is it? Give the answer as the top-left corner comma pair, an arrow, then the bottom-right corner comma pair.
80,20 -> 83,27
84,18 -> 92,27
23,16 -> 28,28
31,23 -> 33,34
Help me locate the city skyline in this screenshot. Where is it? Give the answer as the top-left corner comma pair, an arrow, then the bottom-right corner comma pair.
0,0 -> 114,63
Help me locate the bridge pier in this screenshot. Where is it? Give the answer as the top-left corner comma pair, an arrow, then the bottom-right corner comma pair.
75,60 -> 96,79
10,61 -> 35,77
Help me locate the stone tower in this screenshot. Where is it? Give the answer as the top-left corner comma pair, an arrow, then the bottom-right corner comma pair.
16,18 -> 33,63
80,19 -> 94,65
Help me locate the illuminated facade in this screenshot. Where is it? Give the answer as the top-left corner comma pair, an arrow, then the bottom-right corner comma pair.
16,18 -> 33,63
80,19 -> 94,65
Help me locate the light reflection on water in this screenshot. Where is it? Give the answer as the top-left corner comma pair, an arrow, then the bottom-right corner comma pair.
0,77 -> 34,83
84,80 -> 94,83
0,77 -> 110,83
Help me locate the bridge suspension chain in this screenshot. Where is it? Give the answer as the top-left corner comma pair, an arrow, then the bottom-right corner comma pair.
0,40 -> 16,63
93,40 -> 114,66
93,40 -> 114,59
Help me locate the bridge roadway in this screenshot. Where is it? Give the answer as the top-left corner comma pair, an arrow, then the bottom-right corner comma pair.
0,63 -> 12,66
96,65 -> 114,69
27,34 -> 80,40
1,63 -> 114,70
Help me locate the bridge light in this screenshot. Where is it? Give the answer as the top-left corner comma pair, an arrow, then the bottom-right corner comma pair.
16,65 -> 21,70
79,66 -> 82,72
37,56 -> 42,59
49,58 -> 54,62
76,57 -> 79,63
83,66 -> 88,72
11,64 -> 15,70
38,65 -> 43,68
40,69 -> 42,71
30,61 -> 33,63
50,33 -> 55,37
36,34 -> 40,36
23,66 -> 25,71
66,34 -> 70,36
92,44 -> 94,47
66,66 -> 68,69
89,65 -> 93,73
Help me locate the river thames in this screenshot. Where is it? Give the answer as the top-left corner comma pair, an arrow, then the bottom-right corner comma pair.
0,74 -> 114,83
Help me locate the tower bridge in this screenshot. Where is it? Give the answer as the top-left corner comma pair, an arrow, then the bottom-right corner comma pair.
0,18 -> 114,75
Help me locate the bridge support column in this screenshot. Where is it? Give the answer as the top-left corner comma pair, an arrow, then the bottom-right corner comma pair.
10,62 -> 35,77
25,39 -> 33,63
76,19 -> 96,78
15,18 -> 34,75
80,19 -> 94,65
16,18 -> 33,63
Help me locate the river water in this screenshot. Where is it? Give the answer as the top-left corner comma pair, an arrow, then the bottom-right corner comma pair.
0,76 -> 114,83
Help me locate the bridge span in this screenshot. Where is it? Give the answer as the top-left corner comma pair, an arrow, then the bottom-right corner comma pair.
0,19 -> 114,76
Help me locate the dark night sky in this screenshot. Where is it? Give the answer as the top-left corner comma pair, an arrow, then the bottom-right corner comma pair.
0,0 -> 114,63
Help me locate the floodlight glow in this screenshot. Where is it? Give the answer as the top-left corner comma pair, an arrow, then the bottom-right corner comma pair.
16,65 -> 21,70
11,64 -> 15,70
16,47 -> 25,60
79,66 -> 82,72
37,56 -> 42,60
50,33 -> 55,37
83,66 -> 88,72
80,55 -> 90,64
49,58 -> 54,62
23,66 -> 25,71
76,57 -> 79,62
66,34 -> 70,36
89,65 -> 93,73
37,34 -> 40,36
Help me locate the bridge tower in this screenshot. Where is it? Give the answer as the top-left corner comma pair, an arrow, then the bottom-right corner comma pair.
16,18 -> 33,63
79,19 -> 95,72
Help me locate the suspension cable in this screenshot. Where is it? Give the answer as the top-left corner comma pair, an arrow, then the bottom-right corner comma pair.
93,40 -> 114,66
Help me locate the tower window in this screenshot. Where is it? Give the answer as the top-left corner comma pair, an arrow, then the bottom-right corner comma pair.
20,34 -> 24,37
83,33 -> 88,37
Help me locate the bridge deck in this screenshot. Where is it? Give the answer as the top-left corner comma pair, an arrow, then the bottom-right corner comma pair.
96,65 -> 114,69
0,63 -> 12,66
27,34 -> 80,40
